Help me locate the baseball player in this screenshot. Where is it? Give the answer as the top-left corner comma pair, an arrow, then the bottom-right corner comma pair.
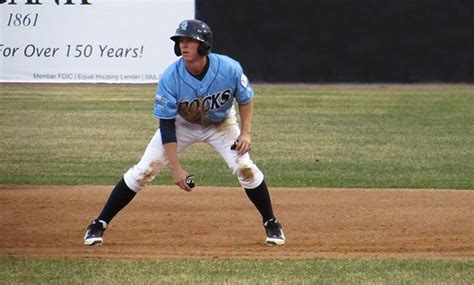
84,19 -> 285,246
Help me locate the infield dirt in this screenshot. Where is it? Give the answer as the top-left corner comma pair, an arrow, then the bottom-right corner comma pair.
0,185 -> 472,260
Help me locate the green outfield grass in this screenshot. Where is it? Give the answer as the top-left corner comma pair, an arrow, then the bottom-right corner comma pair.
1,84 -> 473,284
2,257 -> 473,284
0,83 -> 472,189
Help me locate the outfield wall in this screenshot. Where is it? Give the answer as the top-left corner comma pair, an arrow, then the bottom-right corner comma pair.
3,1 -> 473,83
196,0 -> 474,83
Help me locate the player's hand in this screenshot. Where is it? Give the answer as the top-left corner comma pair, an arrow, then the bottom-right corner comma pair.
236,133 -> 252,156
171,167 -> 192,192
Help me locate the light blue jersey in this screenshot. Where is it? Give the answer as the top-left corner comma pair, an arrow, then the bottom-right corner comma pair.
153,53 -> 253,124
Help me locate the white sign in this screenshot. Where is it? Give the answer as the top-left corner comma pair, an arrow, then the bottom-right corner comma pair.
0,0 -> 194,83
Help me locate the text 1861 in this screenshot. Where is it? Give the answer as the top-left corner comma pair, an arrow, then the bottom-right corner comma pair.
7,13 -> 39,27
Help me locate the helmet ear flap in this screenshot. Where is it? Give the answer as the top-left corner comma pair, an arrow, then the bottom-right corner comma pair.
197,42 -> 211,55
174,41 -> 181,56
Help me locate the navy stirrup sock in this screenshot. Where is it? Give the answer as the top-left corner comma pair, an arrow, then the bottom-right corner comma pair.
97,177 -> 136,224
244,180 -> 275,223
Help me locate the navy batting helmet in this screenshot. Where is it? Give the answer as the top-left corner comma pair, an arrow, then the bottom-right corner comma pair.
170,19 -> 213,56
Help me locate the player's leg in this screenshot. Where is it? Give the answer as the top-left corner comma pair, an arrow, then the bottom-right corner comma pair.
84,129 -> 168,245
83,177 -> 137,246
204,118 -> 285,245
84,127 -> 192,246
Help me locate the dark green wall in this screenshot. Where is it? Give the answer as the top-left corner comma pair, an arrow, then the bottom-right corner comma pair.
196,0 -> 474,82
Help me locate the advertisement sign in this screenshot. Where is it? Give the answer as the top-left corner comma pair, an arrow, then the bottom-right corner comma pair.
0,0 -> 194,83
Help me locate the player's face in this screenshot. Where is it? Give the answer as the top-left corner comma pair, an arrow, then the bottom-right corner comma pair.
179,37 -> 201,61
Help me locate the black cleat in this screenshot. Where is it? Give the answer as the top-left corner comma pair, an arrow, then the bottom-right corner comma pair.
264,219 -> 285,245
84,219 -> 107,246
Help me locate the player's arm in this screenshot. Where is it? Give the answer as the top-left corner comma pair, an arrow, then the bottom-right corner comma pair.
155,74 -> 192,192
160,119 -> 192,192
236,99 -> 254,156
